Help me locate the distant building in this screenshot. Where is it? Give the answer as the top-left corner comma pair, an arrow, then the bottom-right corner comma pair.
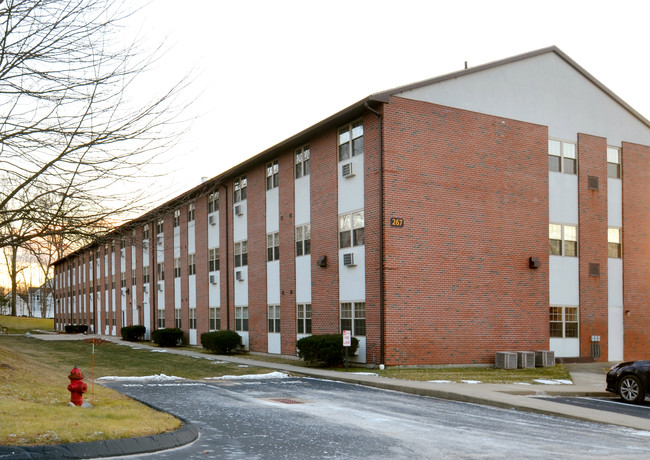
2,282 -> 54,318
53,47 -> 650,365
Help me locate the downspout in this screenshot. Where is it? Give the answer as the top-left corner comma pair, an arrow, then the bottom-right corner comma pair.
365,102 -> 385,366
221,184 -> 231,330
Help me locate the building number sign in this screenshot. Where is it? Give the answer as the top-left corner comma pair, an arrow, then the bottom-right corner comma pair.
390,217 -> 404,228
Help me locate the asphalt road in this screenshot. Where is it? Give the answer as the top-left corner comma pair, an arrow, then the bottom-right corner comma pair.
536,396 -> 650,418
103,376 -> 650,459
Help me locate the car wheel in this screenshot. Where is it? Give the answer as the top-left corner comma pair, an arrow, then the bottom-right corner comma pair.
619,375 -> 645,404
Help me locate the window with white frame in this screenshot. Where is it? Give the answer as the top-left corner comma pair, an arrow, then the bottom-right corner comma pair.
235,306 -> 248,331
174,258 -> 181,278
549,224 -> 577,257
607,147 -> 621,179
188,254 -> 196,275
209,307 -> 220,331
208,192 -> 219,213
173,209 -> 180,227
143,224 -> 150,240
340,302 -> 366,336
189,308 -> 196,329
550,306 -> 578,338
175,308 -> 181,328
266,160 -> 279,190
338,121 -> 363,161
142,266 -> 150,284
158,308 -> 165,328
268,305 -> 280,333
187,203 -> 195,222
157,262 -> 165,281
233,176 -> 247,203
295,145 -> 310,178
157,219 -> 164,235
608,228 -> 622,258
267,232 -> 279,262
296,223 -> 311,256
297,303 -> 311,334
120,273 -> 126,288
548,139 -> 577,174
339,211 -> 365,248
209,248 -> 220,271
235,241 -> 248,267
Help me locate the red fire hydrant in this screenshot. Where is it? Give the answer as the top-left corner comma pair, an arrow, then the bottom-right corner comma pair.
67,366 -> 87,407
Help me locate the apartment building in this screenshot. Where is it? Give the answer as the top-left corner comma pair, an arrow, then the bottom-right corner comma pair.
54,47 -> 650,366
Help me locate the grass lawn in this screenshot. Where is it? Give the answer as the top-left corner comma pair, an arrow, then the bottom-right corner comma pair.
0,334 -> 275,446
0,315 -> 54,334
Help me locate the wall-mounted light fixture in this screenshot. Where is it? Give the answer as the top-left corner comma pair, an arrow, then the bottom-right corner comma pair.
528,257 -> 540,269
317,255 -> 327,268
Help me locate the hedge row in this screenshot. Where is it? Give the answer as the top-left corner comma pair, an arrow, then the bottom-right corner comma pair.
296,334 -> 359,366
200,330 -> 241,354
121,325 -> 146,342
64,324 -> 88,334
151,328 -> 184,347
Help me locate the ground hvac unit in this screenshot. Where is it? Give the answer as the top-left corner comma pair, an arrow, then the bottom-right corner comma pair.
208,215 -> 216,225
495,351 -> 518,369
209,274 -> 217,284
235,270 -> 244,281
234,205 -> 243,216
342,163 -> 355,178
517,351 -> 536,369
535,350 -> 555,367
343,253 -> 356,267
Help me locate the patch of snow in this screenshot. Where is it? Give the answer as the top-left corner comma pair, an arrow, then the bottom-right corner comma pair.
237,364 -> 249,367
350,372 -> 378,376
211,360 -> 227,364
150,349 -> 168,353
514,382 -> 532,385
533,379 -> 573,385
428,380 -> 453,384
461,380 -> 482,384
98,374 -> 183,381
205,371 -> 289,380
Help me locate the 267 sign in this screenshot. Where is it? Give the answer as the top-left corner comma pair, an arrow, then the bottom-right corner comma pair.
390,217 -> 404,228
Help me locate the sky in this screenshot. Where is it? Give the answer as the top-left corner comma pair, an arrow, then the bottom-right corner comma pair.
134,0 -> 650,199
2,0 -> 650,289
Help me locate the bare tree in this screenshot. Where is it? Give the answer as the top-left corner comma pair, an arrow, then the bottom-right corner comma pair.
0,0 -> 189,297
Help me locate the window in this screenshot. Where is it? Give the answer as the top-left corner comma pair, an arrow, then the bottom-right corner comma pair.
338,121 -> 364,161
234,176 -> 247,203
173,210 -> 180,227
608,228 -> 622,258
157,262 -> 165,281
267,232 -> 280,262
188,203 -> 195,222
208,192 -> 219,213
549,224 -> 577,257
266,160 -> 279,190
142,266 -> 150,284
295,145 -> 310,178
339,211 -> 365,248
607,147 -> 621,179
157,219 -> 164,235
120,273 -> 126,288
209,248 -> 220,271
188,254 -> 196,276
175,308 -> 182,328
296,224 -> 311,256
548,139 -> 577,174
236,306 -> 248,331
234,241 -> 248,267
340,302 -> 366,336
131,274 -> 136,286
174,258 -> 181,278
158,308 -> 165,328
209,307 -> 220,331
550,306 -> 578,338
268,305 -> 280,333
297,303 -> 311,334
189,308 -> 196,329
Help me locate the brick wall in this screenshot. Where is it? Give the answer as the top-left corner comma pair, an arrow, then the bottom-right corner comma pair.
279,149 -> 297,354
248,164 -> 267,352
381,97 -> 549,365
577,133 -> 608,360
622,141 -> 650,359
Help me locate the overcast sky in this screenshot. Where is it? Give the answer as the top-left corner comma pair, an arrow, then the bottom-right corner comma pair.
132,0 -> 650,199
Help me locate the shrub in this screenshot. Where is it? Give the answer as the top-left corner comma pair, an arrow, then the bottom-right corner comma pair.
121,325 -> 146,342
64,324 -> 88,334
296,334 -> 359,367
201,330 -> 242,354
151,328 -> 184,347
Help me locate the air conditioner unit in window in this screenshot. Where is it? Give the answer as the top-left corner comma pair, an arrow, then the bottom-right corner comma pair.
342,162 -> 355,178
234,205 -> 243,216
208,215 -> 216,225
235,270 -> 244,281
343,253 -> 356,267
209,274 -> 217,284
143,285 -> 149,293
158,282 -> 163,291
157,235 -> 163,245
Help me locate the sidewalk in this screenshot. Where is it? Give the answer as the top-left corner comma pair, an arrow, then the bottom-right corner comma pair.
4,333 -> 646,459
